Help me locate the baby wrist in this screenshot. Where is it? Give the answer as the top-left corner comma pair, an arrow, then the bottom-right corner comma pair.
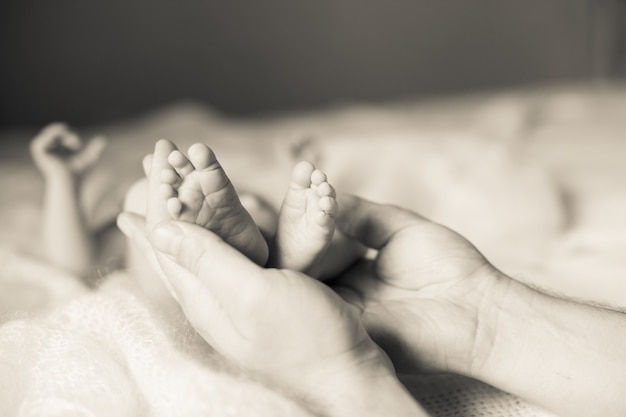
44,168 -> 79,185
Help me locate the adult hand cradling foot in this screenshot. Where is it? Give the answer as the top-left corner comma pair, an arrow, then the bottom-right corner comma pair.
119,192 -> 626,417
117,138 -> 426,416
331,194 -> 497,375
120,193 -> 626,417
117,212 -> 428,417
332,195 -> 626,417
118,137 -> 626,417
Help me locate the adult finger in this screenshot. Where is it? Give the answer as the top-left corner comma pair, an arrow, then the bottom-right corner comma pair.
336,194 -> 426,250
116,212 -> 151,253
116,211 -> 178,299
117,212 -> 239,348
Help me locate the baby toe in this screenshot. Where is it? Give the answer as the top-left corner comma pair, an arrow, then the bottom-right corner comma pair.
168,150 -> 195,177
310,169 -> 327,187
187,143 -> 217,170
160,168 -> 181,186
314,210 -> 334,227
318,195 -> 337,215
166,197 -> 183,218
291,161 -> 315,189
315,182 -> 336,198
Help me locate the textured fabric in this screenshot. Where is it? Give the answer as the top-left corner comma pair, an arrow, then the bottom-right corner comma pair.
405,375 -> 559,417
1,272 -> 313,417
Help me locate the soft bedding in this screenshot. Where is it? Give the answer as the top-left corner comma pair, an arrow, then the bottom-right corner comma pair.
1,83 -> 625,416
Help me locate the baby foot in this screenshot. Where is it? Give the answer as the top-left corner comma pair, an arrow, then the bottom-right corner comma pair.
160,143 -> 269,266
271,161 -> 337,277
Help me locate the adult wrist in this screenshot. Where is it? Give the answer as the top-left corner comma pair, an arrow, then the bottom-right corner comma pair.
468,272 -> 626,417
461,267 -> 518,379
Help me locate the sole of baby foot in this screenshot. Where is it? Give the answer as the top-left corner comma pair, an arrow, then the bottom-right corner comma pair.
160,143 -> 269,266
271,161 -> 337,277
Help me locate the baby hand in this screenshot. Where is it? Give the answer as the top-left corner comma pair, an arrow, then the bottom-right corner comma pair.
30,123 -> 107,178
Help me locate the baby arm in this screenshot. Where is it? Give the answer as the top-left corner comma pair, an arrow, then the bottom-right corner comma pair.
30,123 -> 106,278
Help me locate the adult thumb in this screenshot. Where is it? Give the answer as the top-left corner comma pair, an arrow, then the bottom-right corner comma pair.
148,220 -> 263,302
336,194 -> 425,250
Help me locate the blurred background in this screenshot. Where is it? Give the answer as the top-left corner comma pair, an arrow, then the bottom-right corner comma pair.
1,0 -> 625,128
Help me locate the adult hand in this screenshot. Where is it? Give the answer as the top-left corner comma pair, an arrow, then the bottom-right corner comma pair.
332,194 -> 502,376
117,212 -> 429,417
333,195 -> 626,417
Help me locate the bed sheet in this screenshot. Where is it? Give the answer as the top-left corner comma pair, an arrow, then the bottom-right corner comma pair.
1,83 -> 625,416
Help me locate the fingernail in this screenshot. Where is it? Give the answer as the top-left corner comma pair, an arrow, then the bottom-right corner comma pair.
150,222 -> 183,255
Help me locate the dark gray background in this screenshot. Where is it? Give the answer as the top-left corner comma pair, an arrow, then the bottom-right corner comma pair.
1,0 -> 624,127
